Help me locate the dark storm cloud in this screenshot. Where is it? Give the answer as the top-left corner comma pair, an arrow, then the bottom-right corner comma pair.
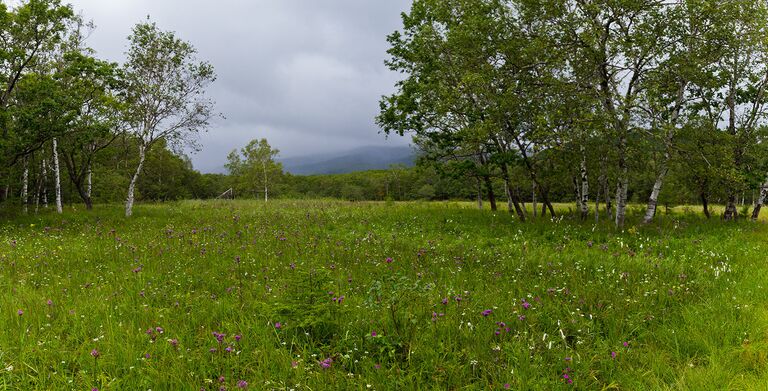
65,0 -> 413,172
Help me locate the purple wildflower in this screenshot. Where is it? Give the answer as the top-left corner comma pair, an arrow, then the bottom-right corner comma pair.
481,309 -> 492,317
319,357 -> 333,369
237,380 -> 248,388
90,349 -> 100,358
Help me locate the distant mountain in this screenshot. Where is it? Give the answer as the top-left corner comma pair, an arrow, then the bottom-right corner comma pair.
280,145 -> 416,175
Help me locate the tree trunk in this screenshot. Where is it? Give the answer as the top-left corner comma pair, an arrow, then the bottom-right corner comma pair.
540,185 -> 556,217
53,138 -> 62,214
724,194 -> 738,221
595,191 -> 600,224
643,142 -> 670,224
751,174 -> 768,221
87,163 -> 92,199
701,192 -> 711,219
125,143 -> 147,217
34,164 -> 42,213
484,175 -> 497,211
42,159 -> 48,209
572,176 -> 582,215
580,151 -> 589,220
501,164 -> 525,221
615,135 -> 629,228
21,157 -> 29,214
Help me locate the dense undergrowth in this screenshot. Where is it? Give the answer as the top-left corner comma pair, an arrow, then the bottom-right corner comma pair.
1,200 -> 767,390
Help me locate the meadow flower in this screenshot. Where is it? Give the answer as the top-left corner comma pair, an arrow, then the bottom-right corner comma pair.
320,357 -> 333,369
213,332 -> 225,343
611,351 -> 617,359
481,309 -> 492,317
169,339 -> 178,347
219,376 -> 226,383
237,380 -> 248,388
17,309 -> 22,316
504,384 -> 511,389
521,299 -> 530,309
441,298 -> 448,305
235,334 -> 242,341
90,349 -> 100,358
385,257 -> 393,263
46,299 -> 53,306
371,331 -> 377,337
274,322 -> 282,329
225,346 -> 233,353
291,361 -> 298,368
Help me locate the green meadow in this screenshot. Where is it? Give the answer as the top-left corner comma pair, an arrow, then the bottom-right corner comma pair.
1,200 -> 768,390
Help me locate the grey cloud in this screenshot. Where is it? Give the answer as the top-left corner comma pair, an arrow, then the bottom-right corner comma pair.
65,0 -> 413,172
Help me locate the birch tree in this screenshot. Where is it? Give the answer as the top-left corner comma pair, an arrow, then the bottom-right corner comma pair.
122,20 -> 216,217
225,139 -> 283,201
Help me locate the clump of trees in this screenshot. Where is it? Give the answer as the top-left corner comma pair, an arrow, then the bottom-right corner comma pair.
378,0 -> 768,227
0,1 -> 217,217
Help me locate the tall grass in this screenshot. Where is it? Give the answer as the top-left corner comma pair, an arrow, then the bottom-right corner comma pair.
0,200 -> 766,389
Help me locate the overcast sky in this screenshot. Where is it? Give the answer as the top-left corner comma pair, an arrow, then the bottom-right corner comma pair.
64,0 -> 413,173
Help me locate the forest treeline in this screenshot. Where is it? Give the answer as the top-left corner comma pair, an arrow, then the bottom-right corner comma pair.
5,0 -> 768,226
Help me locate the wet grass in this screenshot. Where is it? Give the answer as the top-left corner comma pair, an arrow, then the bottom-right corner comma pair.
1,200 -> 767,390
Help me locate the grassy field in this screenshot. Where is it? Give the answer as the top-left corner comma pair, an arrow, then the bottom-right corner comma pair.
1,200 -> 768,390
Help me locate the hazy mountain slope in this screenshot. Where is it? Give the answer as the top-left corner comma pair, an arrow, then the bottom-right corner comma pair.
280,146 -> 416,175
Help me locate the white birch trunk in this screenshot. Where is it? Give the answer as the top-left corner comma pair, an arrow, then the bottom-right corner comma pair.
42,159 -> 48,208
53,138 -> 62,214
751,173 -> 768,221
615,166 -> 628,228
125,144 -> 147,217
643,132 -> 674,224
615,135 -> 629,228
579,151 -> 589,220
87,164 -> 92,199
21,158 -> 29,214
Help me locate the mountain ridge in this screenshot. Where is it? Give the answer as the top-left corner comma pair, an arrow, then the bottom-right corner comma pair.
279,145 -> 416,175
